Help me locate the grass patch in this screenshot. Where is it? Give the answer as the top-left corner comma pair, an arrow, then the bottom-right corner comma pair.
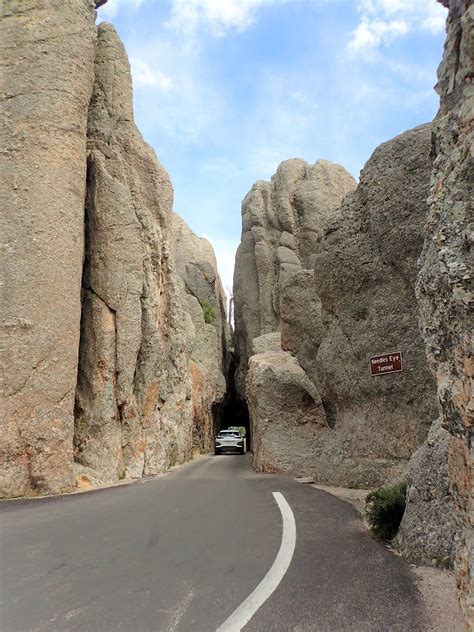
201,300 -> 217,324
366,482 -> 407,541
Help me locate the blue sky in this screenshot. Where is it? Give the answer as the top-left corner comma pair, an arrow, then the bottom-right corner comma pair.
98,0 -> 447,294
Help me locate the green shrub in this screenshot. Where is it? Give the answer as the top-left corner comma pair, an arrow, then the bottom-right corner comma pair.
366,482 -> 407,541
201,300 -> 216,324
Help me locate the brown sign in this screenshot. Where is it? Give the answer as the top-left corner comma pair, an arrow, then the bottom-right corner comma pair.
370,351 -> 403,376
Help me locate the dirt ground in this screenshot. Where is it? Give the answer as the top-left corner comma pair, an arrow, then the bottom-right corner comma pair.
311,483 -> 466,632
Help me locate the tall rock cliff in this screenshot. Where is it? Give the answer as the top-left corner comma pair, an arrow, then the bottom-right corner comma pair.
304,125 -> 438,487
398,1 -> 473,621
239,126 -> 439,488
1,2 -> 228,496
171,213 -> 229,454
233,159 -> 356,397
74,23 -> 194,483
1,0 -> 97,497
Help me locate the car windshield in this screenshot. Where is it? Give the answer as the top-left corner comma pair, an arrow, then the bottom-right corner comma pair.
218,431 -> 239,437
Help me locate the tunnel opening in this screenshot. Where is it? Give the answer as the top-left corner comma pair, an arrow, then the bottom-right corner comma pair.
212,352 -> 251,451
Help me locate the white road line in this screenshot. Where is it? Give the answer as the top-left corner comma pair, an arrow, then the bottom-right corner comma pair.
216,491 -> 297,632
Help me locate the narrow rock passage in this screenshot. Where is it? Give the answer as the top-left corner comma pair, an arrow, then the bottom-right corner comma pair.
212,352 -> 251,449
1,455 -> 427,631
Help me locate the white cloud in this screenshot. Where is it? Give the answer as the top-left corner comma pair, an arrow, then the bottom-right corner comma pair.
130,58 -> 174,91
359,0 -> 445,23
421,12 -> 446,34
166,0 -> 277,37
291,92 -> 309,105
348,17 -> 408,53
99,0 -> 146,19
348,0 -> 446,54
126,34 -> 226,143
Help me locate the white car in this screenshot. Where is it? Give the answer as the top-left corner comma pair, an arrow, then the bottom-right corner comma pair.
227,426 -> 247,453
215,430 -> 245,455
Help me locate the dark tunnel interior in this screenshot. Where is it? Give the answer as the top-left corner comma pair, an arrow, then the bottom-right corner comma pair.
212,353 -> 251,451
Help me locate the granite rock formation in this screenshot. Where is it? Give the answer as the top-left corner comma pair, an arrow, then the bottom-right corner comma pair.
172,213 -> 229,455
247,334 -> 327,475
1,0 -> 97,497
398,1 -> 473,622
74,23 -> 194,483
239,125 -> 439,488
233,159 -> 356,397
304,124 -> 439,487
1,3 -> 228,496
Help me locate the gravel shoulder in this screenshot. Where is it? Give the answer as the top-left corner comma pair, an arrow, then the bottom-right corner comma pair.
311,483 -> 465,631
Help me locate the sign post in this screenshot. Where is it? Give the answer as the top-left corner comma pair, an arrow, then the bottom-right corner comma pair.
369,351 -> 403,376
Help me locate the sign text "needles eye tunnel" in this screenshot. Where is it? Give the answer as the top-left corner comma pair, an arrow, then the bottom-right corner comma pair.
369,351 -> 403,376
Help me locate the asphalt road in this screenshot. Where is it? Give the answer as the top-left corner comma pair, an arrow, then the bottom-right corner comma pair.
1,455 -> 427,631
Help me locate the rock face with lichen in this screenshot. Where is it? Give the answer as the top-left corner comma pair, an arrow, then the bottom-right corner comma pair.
0,0 -> 97,497
398,1 -> 473,622
171,213 -> 229,455
237,126 -> 439,488
1,2 -> 228,497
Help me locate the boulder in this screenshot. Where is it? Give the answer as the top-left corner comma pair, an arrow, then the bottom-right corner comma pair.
251,332 -> 282,355
397,418 -> 463,567
246,344 -> 327,476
